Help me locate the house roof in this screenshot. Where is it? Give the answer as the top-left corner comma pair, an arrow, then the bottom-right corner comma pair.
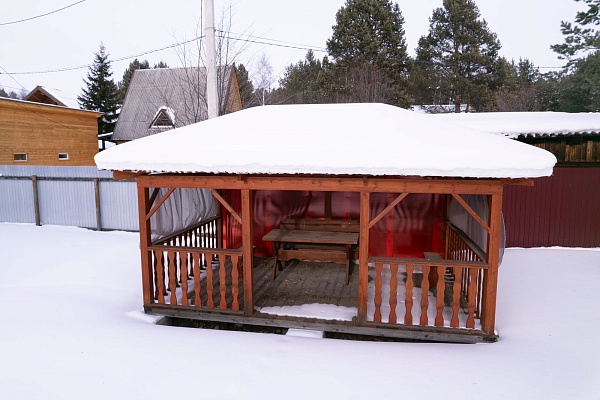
96,103 -> 556,179
434,111 -> 600,138
112,66 -> 234,141
23,85 -> 80,109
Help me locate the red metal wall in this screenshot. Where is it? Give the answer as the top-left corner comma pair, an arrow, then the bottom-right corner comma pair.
222,190 -> 446,257
503,168 -> 600,248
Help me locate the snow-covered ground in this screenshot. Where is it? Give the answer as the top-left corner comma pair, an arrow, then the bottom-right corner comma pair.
1,223 -> 599,400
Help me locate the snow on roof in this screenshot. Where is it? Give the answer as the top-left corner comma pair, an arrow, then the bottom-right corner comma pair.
434,111 -> 600,138
95,103 -> 556,179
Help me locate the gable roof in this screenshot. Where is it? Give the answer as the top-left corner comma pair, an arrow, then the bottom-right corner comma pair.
112,66 -> 235,141
434,111 -> 600,138
23,85 -> 79,109
96,103 -> 556,179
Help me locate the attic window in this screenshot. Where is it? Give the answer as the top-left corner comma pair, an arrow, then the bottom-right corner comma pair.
149,107 -> 175,128
13,153 -> 28,162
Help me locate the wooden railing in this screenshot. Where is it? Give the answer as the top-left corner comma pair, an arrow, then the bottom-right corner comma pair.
152,216 -> 220,248
367,224 -> 488,330
148,246 -> 243,312
147,216 -> 244,313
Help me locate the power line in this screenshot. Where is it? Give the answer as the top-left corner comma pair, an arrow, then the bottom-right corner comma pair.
0,65 -> 28,91
0,0 -> 86,26
218,30 -> 327,53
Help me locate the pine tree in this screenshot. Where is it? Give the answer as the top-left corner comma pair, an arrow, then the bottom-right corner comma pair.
236,64 -> 256,108
78,44 -> 119,136
415,0 -> 501,112
116,58 -> 150,104
277,50 -> 333,104
326,0 -> 410,107
551,0 -> 600,62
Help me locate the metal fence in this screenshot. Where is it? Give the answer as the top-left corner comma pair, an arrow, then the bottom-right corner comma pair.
0,166 -> 138,231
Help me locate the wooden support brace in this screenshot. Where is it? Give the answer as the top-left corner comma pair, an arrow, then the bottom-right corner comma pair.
451,194 -> 491,234
210,189 -> 242,225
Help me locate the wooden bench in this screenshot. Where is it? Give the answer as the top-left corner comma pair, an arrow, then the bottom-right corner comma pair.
262,218 -> 359,285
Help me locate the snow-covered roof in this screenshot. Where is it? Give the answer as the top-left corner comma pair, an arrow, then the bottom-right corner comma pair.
95,103 -> 556,179
434,111 -> 600,138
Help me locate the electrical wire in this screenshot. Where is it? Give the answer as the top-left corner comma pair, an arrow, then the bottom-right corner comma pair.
0,0 -> 86,26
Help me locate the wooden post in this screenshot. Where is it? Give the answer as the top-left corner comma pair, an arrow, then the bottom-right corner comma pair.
32,175 -> 41,226
137,184 -> 154,307
357,191 -> 370,324
481,191 -> 503,336
216,190 -> 223,248
241,189 -> 254,315
94,178 -> 102,231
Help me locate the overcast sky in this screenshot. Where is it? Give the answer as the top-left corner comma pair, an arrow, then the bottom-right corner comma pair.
0,0 -> 585,106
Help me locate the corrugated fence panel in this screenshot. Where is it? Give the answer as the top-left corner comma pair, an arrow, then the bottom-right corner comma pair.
0,166 -> 138,231
503,168 -> 600,248
99,180 -> 138,231
38,180 -> 97,228
0,179 -> 36,223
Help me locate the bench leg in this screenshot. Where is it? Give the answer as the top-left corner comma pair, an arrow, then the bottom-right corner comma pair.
345,245 -> 351,285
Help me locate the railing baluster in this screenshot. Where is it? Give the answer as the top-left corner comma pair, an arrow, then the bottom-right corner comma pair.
193,252 -> 202,307
420,265 -> 430,326
205,251 -> 214,308
231,254 -> 240,311
467,268 -> 477,328
181,252 -> 189,306
435,265 -> 445,327
168,250 -> 178,305
374,262 -> 383,323
451,267 -> 464,327
155,251 -> 165,304
389,263 -> 398,324
219,254 -> 228,309
405,264 -> 414,325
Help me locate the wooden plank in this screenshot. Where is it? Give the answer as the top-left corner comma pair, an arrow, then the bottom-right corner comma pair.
219,254 -> 227,309
112,170 -> 145,180
147,305 -> 494,343
262,229 -> 359,245
358,191 -> 370,324
451,194 -> 492,234
241,189 -> 254,315
137,186 -> 154,306
369,256 -> 488,269
209,188 -> 242,225
369,192 -> 409,229
280,218 -> 359,233
206,251 -> 214,309
137,174 -> 505,195
420,265 -> 430,326
277,249 -> 348,264
435,265 -> 445,327
481,193 -> 503,335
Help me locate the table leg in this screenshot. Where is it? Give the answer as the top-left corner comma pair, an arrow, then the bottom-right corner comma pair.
272,241 -> 281,280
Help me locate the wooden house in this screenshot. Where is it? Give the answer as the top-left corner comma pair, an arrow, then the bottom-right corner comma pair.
437,112 -> 600,247
95,104 -> 555,343
0,97 -> 101,166
112,66 -> 243,143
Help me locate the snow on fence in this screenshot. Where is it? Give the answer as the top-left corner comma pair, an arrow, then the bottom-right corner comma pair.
0,166 -> 138,231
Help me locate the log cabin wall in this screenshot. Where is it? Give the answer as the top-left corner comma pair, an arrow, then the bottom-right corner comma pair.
519,134 -> 600,166
0,98 -> 101,166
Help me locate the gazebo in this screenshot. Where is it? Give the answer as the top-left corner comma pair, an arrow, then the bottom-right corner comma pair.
95,103 -> 556,343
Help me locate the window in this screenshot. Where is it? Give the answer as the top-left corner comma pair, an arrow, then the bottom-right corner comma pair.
58,153 -> 69,161
149,107 -> 175,128
13,153 -> 27,162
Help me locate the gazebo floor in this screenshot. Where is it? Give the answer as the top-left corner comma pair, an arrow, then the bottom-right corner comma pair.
252,257 -> 359,309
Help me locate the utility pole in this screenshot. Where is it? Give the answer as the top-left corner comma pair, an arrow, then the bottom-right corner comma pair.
204,0 -> 218,119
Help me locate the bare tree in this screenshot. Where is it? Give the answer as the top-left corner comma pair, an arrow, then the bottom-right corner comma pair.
253,53 -> 274,105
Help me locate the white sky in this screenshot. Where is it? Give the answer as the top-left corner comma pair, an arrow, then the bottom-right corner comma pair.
0,0 -> 585,106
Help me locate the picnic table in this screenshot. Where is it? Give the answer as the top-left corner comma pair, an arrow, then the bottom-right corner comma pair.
262,228 -> 359,285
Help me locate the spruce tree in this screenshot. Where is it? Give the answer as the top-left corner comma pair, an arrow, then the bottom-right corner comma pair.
551,0 -> 600,62
78,44 -> 119,136
116,58 -> 150,104
236,64 -> 257,108
415,0 -> 501,112
326,0 -> 410,107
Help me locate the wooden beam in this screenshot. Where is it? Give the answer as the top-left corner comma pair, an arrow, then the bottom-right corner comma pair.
137,186 -> 154,307
481,193 -> 503,336
358,191 -> 370,324
145,188 -> 176,221
148,188 -> 160,208
209,189 -> 242,225
451,194 -> 492,234
499,178 -> 534,186
113,170 -> 146,180
241,189 -> 254,316
137,174 -> 504,195
369,192 -> 409,229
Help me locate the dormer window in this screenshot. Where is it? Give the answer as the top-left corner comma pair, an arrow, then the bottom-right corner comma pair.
149,106 -> 175,128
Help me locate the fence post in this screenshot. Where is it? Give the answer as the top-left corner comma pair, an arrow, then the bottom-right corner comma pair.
94,178 -> 102,231
32,175 -> 41,226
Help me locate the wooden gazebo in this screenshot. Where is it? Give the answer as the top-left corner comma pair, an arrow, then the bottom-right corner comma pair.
96,104 -> 556,343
